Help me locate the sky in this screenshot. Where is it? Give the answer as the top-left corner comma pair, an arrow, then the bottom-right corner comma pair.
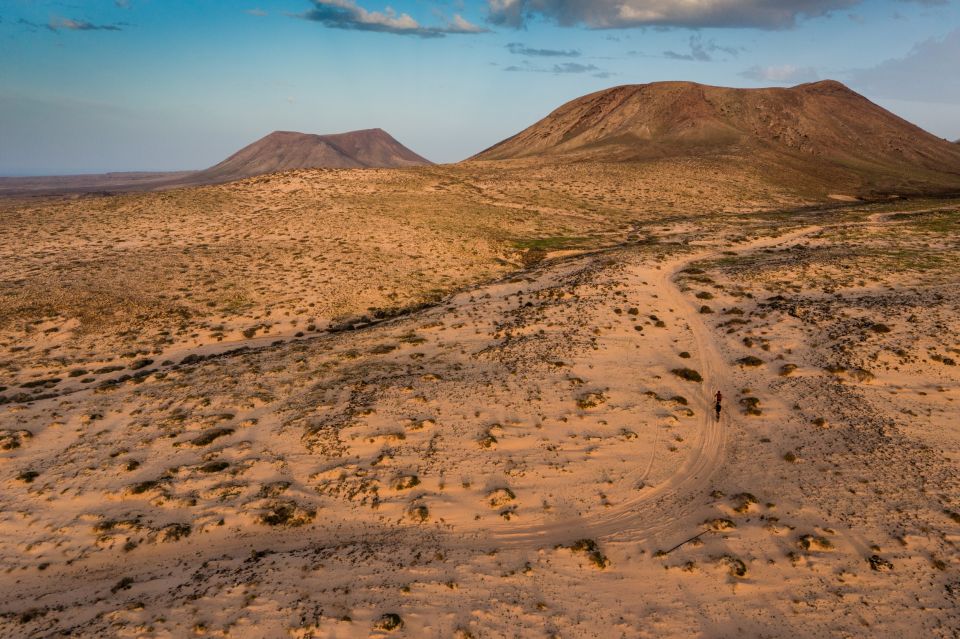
1,0 -> 958,174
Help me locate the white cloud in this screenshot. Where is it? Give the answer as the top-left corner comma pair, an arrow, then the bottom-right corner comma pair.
300,0 -> 487,37
48,17 -> 125,31
506,42 -> 581,56
849,28 -> 960,103
740,64 -> 820,83
663,34 -> 741,61
487,0 -> 861,29
450,14 -> 487,33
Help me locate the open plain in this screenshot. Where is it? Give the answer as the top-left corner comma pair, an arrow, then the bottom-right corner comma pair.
5,0 -> 960,629
1,151 -> 958,637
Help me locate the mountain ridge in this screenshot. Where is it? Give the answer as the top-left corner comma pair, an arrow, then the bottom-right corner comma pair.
0,128 -> 433,195
190,128 -> 432,183
469,80 -> 960,196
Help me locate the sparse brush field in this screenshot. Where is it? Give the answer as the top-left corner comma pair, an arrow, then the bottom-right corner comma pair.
0,168 -> 958,638
0,161 -> 812,397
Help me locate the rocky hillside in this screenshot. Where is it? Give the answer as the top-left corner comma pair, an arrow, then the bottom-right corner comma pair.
192,129 -> 431,183
471,81 -> 960,196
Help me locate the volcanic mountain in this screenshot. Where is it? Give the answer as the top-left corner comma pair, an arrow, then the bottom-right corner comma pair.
0,129 -> 431,196
191,128 -> 431,183
471,80 -> 960,196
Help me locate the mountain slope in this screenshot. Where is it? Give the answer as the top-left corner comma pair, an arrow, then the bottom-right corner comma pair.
471,80 -> 960,196
0,130 -> 431,196
191,129 -> 431,184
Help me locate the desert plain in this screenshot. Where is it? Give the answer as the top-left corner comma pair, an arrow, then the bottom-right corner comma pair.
1,83 -> 960,638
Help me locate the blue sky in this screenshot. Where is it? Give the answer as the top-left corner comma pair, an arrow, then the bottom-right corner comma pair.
1,0 -> 958,174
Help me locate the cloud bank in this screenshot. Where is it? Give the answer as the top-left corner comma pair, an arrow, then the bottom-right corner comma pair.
506,42 -> 581,57
300,0 -> 486,37
663,35 -> 740,61
18,17 -> 125,32
740,64 -> 819,83
48,18 -> 124,32
849,27 -> 960,102
488,0 -> 863,29
503,60 -> 610,77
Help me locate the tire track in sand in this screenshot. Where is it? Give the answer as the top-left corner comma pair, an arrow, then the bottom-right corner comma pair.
485,225 -> 821,550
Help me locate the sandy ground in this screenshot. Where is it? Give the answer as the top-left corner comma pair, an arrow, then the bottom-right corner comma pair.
0,171 -> 958,638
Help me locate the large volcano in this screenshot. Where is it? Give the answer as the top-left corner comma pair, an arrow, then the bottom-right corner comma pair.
471,80 -> 960,196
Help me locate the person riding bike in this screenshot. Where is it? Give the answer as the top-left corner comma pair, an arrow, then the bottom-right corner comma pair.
714,391 -> 722,418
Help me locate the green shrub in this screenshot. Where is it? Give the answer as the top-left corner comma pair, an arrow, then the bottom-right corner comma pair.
671,368 -> 703,383
569,539 -> 610,569
373,613 -> 404,632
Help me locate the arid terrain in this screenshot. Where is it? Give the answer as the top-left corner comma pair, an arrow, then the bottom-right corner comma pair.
1,82 -> 959,638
